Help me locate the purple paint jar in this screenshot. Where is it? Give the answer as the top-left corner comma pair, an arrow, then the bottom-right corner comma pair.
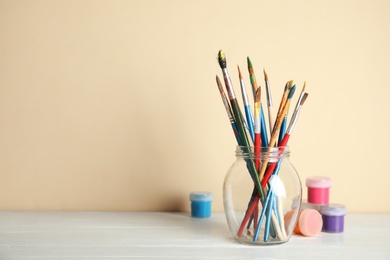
320,204 -> 347,233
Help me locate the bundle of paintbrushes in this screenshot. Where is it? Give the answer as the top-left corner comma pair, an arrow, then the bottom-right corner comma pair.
216,50 -> 309,244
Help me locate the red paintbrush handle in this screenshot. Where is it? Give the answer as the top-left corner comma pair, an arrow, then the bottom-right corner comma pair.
254,133 -> 261,171
261,135 -> 290,187
279,133 -> 290,147
261,163 -> 277,189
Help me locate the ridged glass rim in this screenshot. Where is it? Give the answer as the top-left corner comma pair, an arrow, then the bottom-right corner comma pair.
235,145 -> 290,159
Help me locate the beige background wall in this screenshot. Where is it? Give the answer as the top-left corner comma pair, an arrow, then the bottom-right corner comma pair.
0,0 -> 389,213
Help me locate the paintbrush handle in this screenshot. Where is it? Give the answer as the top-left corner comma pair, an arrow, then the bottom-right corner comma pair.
254,133 -> 261,171
231,122 -> 242,146
267,107 -> 274,134
229,98 -> 264,200
244,105 -> 255,142
279,117 -> 287,145
253,188 -> 273,242
260,105 -> 269,147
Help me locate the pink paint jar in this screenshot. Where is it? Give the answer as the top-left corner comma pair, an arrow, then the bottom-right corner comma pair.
306,176 -> 332,205
293,209 -> 323,237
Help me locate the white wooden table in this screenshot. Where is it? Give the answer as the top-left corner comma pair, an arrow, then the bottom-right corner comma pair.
0,212 -> 389,259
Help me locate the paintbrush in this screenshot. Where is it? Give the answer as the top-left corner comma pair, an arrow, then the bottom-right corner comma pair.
270,82 -> 295,146
261,90 -> 309,188
263,68 -> 274,134
238,87 -> 307,241
247,57 -> 259,96
216,75 -> 241,145
279,91 -> 309,146
254,91 -> 308,242
258,84 -> 296,181
247,57 -> 269,146
279,81 -> 306,145
238,65 -> 255,142
278,81 -> 299,144
217,50 -> 264,199
235,85 -> 308,242
273,81 -> 292,136
254,87 -> 262,171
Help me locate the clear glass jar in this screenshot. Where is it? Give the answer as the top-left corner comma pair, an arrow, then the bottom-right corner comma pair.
223,146 -> 302,245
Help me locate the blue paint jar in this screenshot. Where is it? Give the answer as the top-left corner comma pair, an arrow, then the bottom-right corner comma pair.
190,192 -> 213,218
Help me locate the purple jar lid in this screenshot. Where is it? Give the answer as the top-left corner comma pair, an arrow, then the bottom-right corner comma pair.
320,203 -> 347,216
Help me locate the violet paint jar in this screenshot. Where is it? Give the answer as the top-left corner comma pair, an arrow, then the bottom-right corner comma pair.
306,176 -> 332,205
320,204 -> 347,233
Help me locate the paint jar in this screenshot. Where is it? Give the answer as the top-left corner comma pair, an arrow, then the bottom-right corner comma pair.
301,200 -> 322,211
190,192 -> 213,218
285,202 -> 323,237
293,209 -> 323,237
320,204 -> 347,233
306,176 -> 332,204
223,146 -> 302,245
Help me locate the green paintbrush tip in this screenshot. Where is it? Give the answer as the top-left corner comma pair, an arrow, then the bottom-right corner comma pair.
218,50 -> 227,69
247,56 -> 253,68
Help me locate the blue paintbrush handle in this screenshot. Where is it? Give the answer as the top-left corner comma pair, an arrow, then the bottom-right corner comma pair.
253,188 -> 273,242
244,105 -> 255,142
231,122 -> 242,146
264,194 -> 274,242
279,117 -> 287,145
260,105 -> 269,146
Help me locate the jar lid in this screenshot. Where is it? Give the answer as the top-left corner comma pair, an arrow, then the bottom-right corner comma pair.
190,192 -> 213,202
320,203 -> 347,216
301,200 -> 322,211
306,176 -> 332,188
299,209 -> 323,237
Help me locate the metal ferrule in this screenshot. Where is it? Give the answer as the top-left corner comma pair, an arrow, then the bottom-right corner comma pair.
265,82 -> 273,107
286,106 -> 301,134
254,116 -> 261,133
222,96 -> 234,122
239,79 -> 250,106
222,68 -> 235,100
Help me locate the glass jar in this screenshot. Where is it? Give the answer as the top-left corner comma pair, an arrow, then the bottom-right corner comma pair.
223,146 -> 302,245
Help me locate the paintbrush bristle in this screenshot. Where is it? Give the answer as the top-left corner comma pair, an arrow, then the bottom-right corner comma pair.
247,57 -> 256,76
217,50 -> 227,69
237,65 -> 243,79
263,68 -> 268,81
287,85 -> 296,99
216,75 -> 224,93
302,81 -> 306,92
255,87 -> 261,103
300,93 -> 309,105
283,81 -> 289,92
288,80 -> 294,89
247,57 -> 253,68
